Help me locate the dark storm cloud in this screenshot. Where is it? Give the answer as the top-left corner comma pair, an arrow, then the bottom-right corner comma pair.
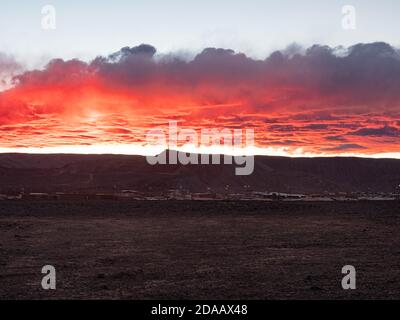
350,125 -> 400,137
108,44 -> 157,62
303,124 -> 329,130
91,42 -> 400,111
322,144 -> 367,152
10,42 -> 400,112
325,135 -> 348,142
15,58 -> 90,87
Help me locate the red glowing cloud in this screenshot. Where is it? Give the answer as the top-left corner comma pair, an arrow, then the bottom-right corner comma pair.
0,43 -> 399,156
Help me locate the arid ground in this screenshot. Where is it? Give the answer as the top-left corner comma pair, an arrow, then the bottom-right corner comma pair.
0,200 -> 399,300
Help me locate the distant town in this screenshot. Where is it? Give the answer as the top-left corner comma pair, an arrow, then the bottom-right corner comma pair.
1,189 -> 399,201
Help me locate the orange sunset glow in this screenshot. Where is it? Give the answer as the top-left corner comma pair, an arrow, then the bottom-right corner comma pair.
1,43 -> 399,157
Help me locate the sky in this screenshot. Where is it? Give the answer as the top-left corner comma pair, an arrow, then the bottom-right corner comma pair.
1,0 -> 400,61
0,0 -> 399,157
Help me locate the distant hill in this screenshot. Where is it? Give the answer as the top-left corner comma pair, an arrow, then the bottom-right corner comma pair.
0,152 -> 399,194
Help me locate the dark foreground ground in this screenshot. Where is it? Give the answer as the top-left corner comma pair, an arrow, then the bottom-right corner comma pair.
0,200 -> 399,300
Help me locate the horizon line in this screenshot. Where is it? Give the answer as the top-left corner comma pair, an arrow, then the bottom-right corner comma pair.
0,146 -> 399,160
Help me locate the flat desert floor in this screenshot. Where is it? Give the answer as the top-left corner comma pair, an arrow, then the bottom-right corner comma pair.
0,200 -> 399,299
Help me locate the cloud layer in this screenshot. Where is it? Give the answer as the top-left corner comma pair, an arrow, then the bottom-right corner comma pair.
0,42 -> 399,156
